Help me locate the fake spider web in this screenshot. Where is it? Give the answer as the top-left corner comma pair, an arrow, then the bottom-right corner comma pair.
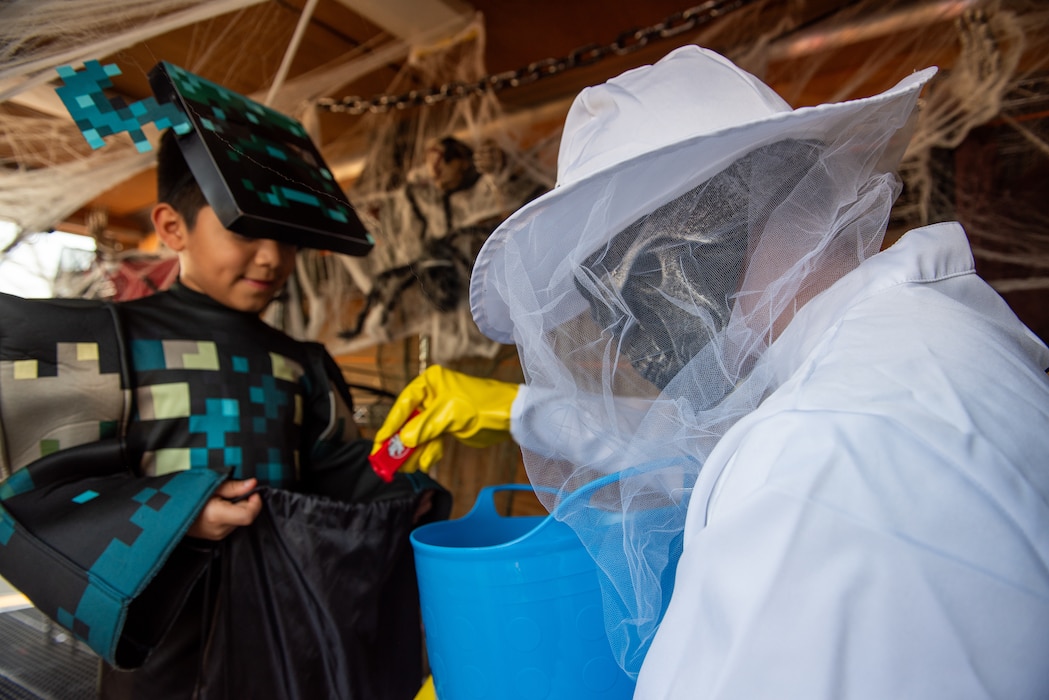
278,0 -> 1049,362
0,0 -> 1047,355
708,0 -> 1049,342
319,17 -> 555,363
0,0 -> 270,238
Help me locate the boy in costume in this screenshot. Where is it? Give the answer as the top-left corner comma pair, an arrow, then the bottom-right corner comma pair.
0,61 -> 448,700
376,46 -> 1049,698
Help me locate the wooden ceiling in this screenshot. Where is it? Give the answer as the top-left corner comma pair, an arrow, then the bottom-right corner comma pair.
1,0 -> 1002,242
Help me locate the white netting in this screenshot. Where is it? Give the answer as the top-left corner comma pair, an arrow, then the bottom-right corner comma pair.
474,45 -> 932,673
465,0 -> 1049,676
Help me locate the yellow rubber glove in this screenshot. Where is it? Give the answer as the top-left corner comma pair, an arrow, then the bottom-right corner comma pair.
414,674 -> 437,700
372,365 -> 519,473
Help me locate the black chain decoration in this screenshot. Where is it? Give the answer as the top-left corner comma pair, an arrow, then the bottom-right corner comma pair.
317,0 -> 759,115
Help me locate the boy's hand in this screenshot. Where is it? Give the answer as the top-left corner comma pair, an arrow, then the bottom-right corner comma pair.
187,478 -> 263,541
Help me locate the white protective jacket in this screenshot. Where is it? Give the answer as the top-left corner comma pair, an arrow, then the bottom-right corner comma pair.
633,222 -> 1049,699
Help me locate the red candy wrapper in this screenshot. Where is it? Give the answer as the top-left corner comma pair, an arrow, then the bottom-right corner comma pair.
369,409 -> 420,482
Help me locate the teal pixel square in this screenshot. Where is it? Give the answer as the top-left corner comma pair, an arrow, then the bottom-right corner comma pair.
132,340 -> 166,371
133,488 -> 157,505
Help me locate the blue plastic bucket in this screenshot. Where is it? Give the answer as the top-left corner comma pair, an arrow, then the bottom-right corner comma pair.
410,484 -> 635,700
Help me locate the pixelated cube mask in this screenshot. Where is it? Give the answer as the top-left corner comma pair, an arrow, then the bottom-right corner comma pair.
148,61 -> 374,257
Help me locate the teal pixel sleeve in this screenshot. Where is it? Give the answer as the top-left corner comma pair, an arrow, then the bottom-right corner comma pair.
0,292 -> 225,667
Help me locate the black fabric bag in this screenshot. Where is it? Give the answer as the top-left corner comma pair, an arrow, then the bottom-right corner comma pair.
198,485 -> 443,700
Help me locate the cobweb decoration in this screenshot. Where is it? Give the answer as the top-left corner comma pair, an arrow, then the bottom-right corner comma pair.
0,0 -> 1045,350
0,0 -> 268,240
898,1 -> 1049,338
695,0 -> 1049,342
322,16 -> 555,363
0,150 -> 154,243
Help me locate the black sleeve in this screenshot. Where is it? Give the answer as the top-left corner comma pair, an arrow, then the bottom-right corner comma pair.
0,293 -> 228,667
295,343 -> 451,516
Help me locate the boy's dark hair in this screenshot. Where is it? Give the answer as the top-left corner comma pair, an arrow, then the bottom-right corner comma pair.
156,128 -> 208,229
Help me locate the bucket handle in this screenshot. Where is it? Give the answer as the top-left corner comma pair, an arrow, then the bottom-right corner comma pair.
469,458 -> 695,522
466,483 -> 554,522
467,466 -> 659,520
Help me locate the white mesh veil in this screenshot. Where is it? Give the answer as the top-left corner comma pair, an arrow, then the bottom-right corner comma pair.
470,46 -> 933,675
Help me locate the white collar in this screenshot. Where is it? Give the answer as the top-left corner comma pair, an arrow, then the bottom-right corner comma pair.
767,222 -> 973,378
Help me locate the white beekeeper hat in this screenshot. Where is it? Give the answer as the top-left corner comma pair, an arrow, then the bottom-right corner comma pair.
469,45 -> 936,344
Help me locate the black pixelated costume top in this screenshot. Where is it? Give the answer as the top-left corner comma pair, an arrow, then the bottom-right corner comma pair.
0,284 -> 449,700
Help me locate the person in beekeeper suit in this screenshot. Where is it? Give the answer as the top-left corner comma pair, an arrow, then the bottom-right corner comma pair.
376,45 -> 1049,698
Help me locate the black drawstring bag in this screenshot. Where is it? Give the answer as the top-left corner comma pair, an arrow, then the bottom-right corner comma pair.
197,486 -> 443,700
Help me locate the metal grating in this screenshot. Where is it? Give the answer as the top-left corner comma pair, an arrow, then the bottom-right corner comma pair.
0,608 -> 98,700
